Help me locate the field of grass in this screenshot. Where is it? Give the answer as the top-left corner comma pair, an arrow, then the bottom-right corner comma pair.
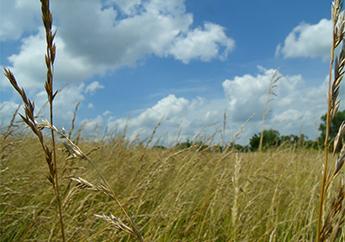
1,0 -> 344,241
1,135 -> 341,241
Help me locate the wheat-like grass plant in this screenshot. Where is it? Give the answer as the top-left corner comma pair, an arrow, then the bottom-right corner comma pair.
2,0 -> 345,241
40,0 -> 66,240
259,70 -> 280,152
317,1 -> 345,241
0,134 -> 325,240
40,121 -> 144,241
231,153 -> 241,240
3,0 -> 66,240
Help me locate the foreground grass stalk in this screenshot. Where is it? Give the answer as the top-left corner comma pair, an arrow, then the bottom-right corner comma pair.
317,1 -> 344,241
3,0 -> 66,240
42,123 -> 143,241
317,64 -> 332,242
259,71 -> 279,152
40,0 -> 66,240
317,23 -> 334,242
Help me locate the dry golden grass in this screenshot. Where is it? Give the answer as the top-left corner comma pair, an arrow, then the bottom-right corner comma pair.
317,1 -> 345,240
1,136 -> 343,241
1,0 -> 345,241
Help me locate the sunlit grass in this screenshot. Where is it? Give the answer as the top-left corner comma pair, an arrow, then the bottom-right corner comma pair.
0,136 -> 332,241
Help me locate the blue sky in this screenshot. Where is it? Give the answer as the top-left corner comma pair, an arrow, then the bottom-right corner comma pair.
0,0 -> 343,145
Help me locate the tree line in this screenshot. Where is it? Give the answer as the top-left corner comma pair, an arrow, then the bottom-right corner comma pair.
170,110 -> 345,152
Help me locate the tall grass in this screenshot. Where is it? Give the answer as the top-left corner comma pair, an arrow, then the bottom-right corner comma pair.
317,1 -> 345,241
4,0 -> 66,239
0,138 -> 327,241
258,70 -> 280,152
1,0 -> 345,241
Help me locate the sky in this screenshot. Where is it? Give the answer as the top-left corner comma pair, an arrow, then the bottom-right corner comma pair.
0,0 -> 344,145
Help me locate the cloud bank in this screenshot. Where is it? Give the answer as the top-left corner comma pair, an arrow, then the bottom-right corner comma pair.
1,0 -> 235,90
276,19 -> 331,59
81,68 -> 329,145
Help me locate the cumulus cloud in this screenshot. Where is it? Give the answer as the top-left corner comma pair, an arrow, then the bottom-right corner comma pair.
0,79 -> 108,132
223,68 -> 328,139
1,28 -> 99,89
85,81 -> 104,94
54,0 -> 234,65
0,85 -> 85,130
2,0 -> 235,90
108,0 -> 186,16
0,101 -> 20,128
106,0 -> 142,15
0,64 -> 331,146
7,81 -> 103,129
80,115 -> 105,138
108,94 -> 192,131
87,103 -> 94,109
169,23 -> 235,63
276,19 -> 331,59
2,1 -> 334,145
1,0 -> 235,134
103,94 -> 225,144
33,83 -> 86,123
223,69 -> 305,122
0,0 -> 40,41
85,68 -> 328,145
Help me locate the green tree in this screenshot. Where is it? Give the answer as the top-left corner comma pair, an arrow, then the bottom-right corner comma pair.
175,140 -> 192,149
319,110 -> 345,150
280,134 -> 299,145
250,129 -> 280,151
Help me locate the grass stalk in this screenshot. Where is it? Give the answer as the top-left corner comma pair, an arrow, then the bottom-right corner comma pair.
43,123 -> 144,241
317,29 -> 334,242
3,0 -> 66,240
259,71 -> 279,152
40,0 -> 66,240
317,1 -> 345,241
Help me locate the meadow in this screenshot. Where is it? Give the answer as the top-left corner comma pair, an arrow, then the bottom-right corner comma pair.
0,0 -> 344,241
0,134 -> 335,241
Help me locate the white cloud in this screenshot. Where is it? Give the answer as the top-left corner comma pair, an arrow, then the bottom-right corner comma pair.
0,63 -> 332,146
276,19 -> 331,59
223,68 -> 328,141
85,81 -> 104,94
223,69 -> 303,122
32,83 -> 86,127
0,0 -> 40,41
108,94 -> 191,131
52,0 -> 233,66
94,68 -> 329,145
102,110 -> 112,116
80,115 -> 105,137
1,0 -> 234,133
105,94 -> 225,144
0,101 -> 20,128
0,84 -> 87,130
106,0 -> 142,15
108,0 -> 186,16
87,103 -> 94,109
169,22 -> 235,63
1,28 -> 99,89
2,0 -> 234,90
0,81 -> 100,131
2,1 -> 336,145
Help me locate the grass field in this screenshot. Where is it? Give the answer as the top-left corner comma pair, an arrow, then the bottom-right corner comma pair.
1,0 -> 344,241
1,135 -> 341,241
